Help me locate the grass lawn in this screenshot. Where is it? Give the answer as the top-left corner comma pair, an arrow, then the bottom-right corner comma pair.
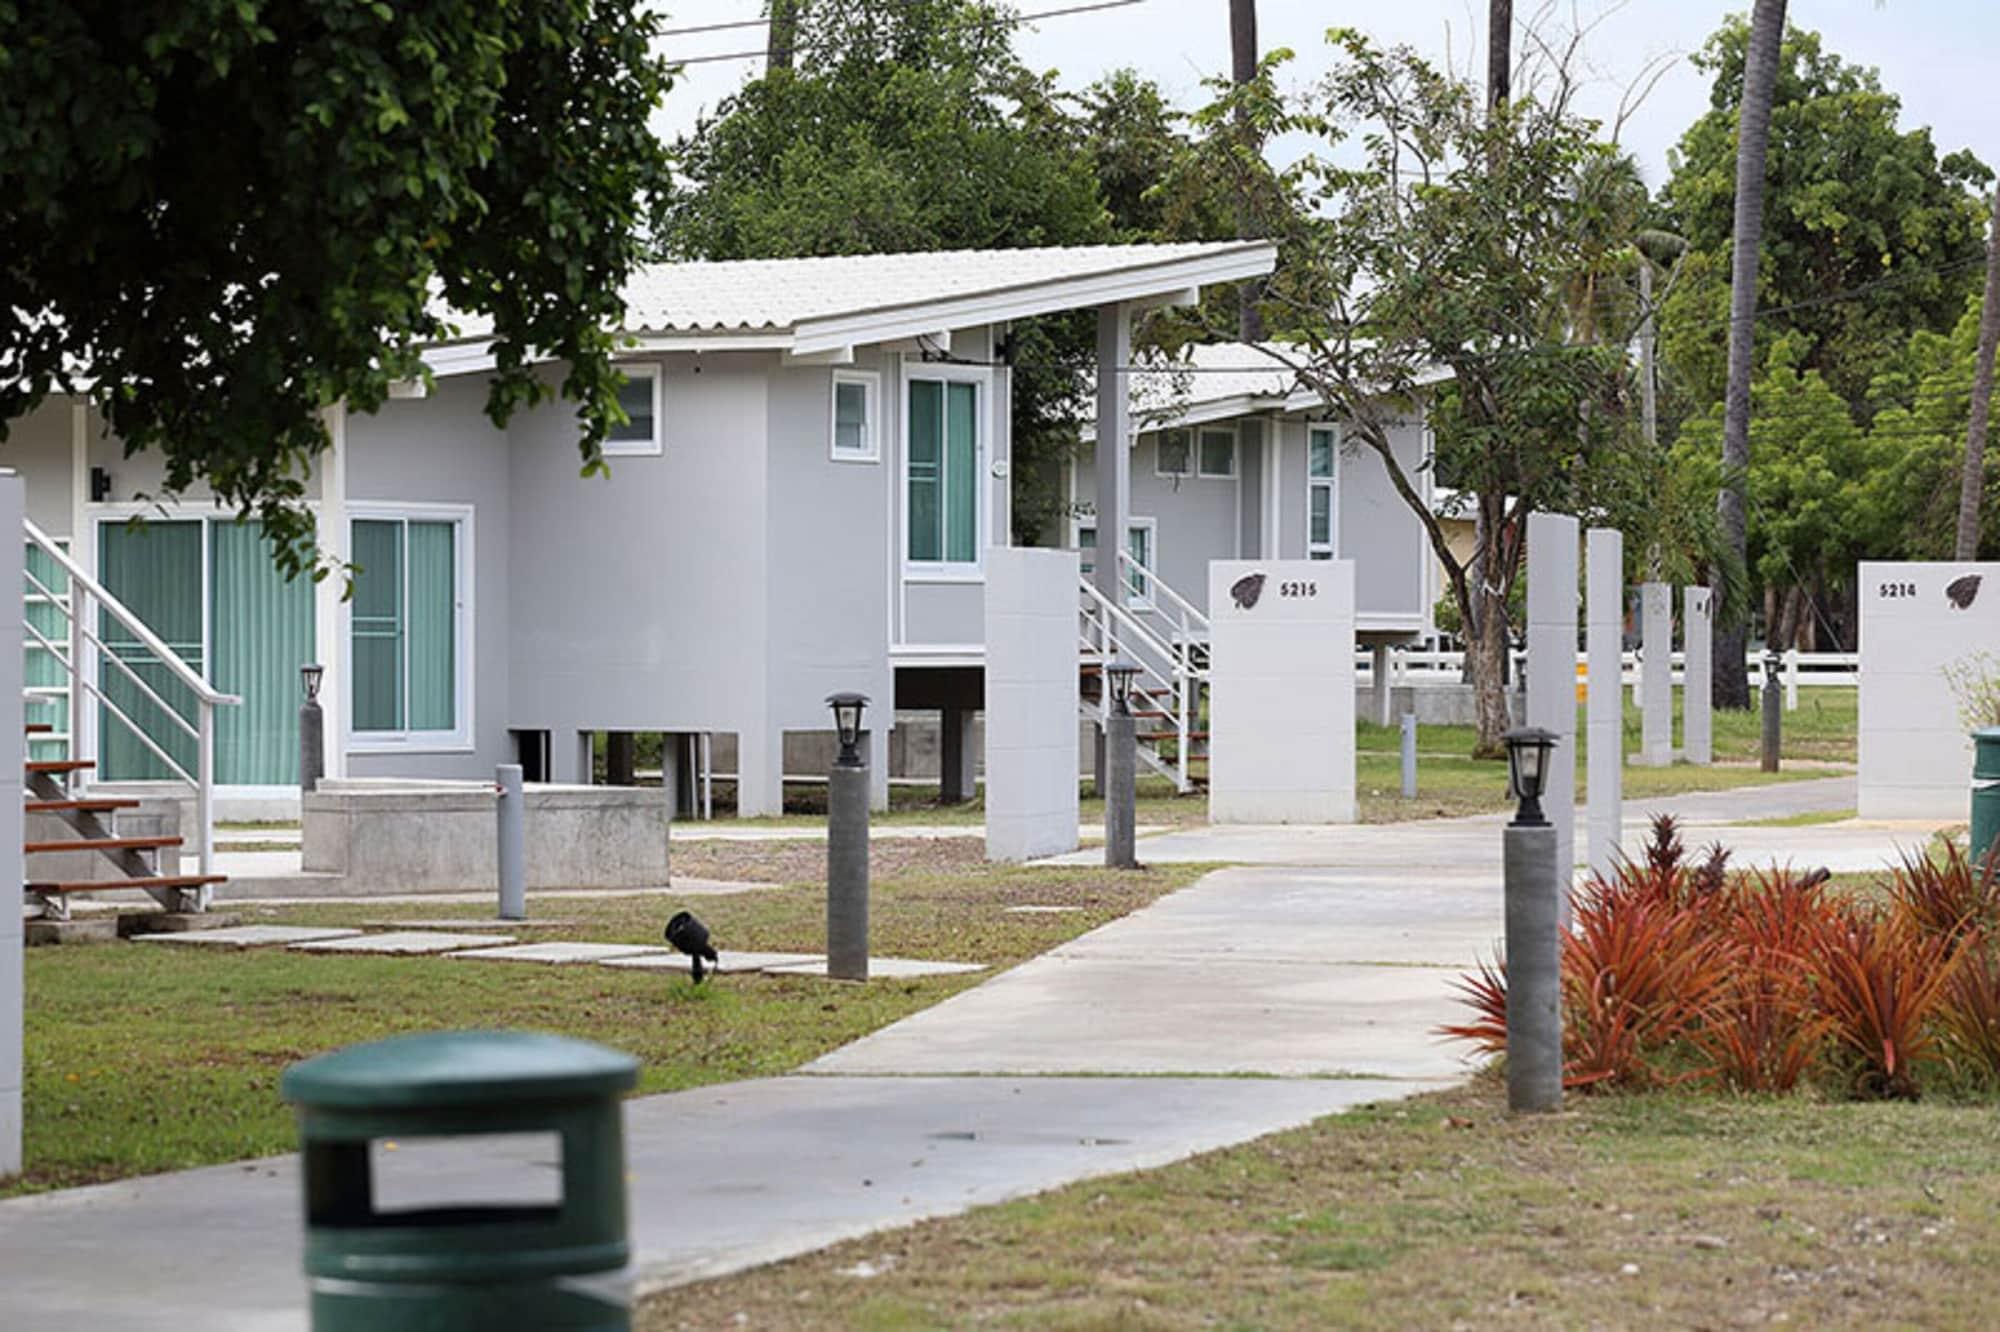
645,1073 -> 2000,1330
9,843 -> 1209,1199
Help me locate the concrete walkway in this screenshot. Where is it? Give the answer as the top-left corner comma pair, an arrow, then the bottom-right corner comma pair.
0,772 -> 1937,1328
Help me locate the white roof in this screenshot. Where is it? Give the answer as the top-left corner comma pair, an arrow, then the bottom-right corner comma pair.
426,241 -> 1276,373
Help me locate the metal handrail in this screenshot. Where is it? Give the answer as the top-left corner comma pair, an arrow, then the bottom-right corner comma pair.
1078,575 -> 1203,793
1114,546 -> 1210,641
23,518 -> 240,892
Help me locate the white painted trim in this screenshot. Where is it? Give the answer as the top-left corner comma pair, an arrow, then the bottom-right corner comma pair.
603,362 -> 663,457
317,404 -> 348,779
343,501 -> 476,755
897,362 -> 994,582
1262,419 -> 1281,560
829,368 -> 881,464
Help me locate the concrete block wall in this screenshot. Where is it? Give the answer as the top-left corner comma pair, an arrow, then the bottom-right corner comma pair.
983,548 -> 1081,861
1859,561 -> 2000,818
1208,559 -> 1356,823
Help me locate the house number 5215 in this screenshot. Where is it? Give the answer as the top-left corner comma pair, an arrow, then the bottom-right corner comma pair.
1279,581 -> 1318,598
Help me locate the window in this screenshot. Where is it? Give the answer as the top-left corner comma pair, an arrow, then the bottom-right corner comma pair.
351,510 -> 470,748
831,370 -> 880,462
1308,425 -> 1337,561
1197,426 -> 1237,478
906,376 -> 980,566
1155,430 -> 1192,477
1078,522 -> 1155,607
604,363 -> 662,456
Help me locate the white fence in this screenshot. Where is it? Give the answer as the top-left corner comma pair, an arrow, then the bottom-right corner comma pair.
1359,647 -> 1856,711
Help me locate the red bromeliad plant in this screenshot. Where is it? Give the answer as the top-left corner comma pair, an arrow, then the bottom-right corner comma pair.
1885,842 -> 2000,947
1937,935 -> 2000,1086
1561,892 -> 1734,1090
1439,955 -> 1509,1055
1692,869 -> 1840,1092
1809,911 -> 1963,1100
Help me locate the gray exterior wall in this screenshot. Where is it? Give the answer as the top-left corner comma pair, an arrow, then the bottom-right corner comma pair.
1339,416 -> 1431,633
4,399 -> 78,533
345,373 -> 515,779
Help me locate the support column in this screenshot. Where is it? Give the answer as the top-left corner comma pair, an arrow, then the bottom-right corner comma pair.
866,727 -> 890,813
605,732 -> 637,786
1684,587 -> 1714,766
548,730 -> 592,785
1370,644 -> 1393,728
735,725 -> 784,818
1638,581 -> 1673,766
1525,513 -> 1581,888
1585,529 -> 1624,879
1093,303 -> 1132,618
938,707 -> 976,804
0,471 -> 25,1176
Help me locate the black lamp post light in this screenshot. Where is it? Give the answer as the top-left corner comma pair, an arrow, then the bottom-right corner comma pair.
300,662 -> 325,702
1502,726 -> 1557,828
1104,659 -> 1141,717
827,691 -> 868,768
298,662 -> 326,794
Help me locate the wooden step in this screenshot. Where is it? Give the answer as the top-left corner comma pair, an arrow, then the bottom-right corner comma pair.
1140,730 -> 1210,743
25,874 -> 225,896
26,797 -> 141,815
27,758 -> 94,775
25,722 -> 53,735
25,834 -> 183,856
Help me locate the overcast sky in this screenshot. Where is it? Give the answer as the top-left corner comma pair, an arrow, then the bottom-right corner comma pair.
651,1 -> 2000,191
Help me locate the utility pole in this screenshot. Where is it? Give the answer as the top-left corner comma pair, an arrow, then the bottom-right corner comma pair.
1230,0 -> 1265,342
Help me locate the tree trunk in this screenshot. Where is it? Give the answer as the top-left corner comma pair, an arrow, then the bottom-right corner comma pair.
1714,0 -> 1787,711
1958,185 -> 2000,560
1487,0 -> 1512,109
1230,0 -> 1264,342
1469,577 -> 1513,758
766,0 -> 799,71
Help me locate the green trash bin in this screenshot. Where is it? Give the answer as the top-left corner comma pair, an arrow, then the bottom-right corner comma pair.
1974,728 -> 2000,870
282,1029 -> 640,1331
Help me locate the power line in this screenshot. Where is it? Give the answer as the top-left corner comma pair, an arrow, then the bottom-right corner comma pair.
664,0 -> 1145,66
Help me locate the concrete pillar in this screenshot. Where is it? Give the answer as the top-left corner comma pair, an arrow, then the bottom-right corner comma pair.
0,472 -> 24,1176
1104,709 -> 1137,868
827,759 -> 870,981
1370,643 -> 1393,728
1684,586 -> 1714,766
1093,303 -> 1132,621
1638,581 -> 1673,766
1585,529 -> 1624,880
1504,820 -> 1563,1113
1785,645 -> 1801,712
548,729 -> 590,784
984,548 -> 1082,860
866,728 -> 890,814
735,726 -> 784,818
1525,512 -> 1580,884
1091,723 -> 1107,800
939,707 -> 976,804
605,732 -> 636,786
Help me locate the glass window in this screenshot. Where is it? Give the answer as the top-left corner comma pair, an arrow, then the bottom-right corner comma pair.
1308,426 -> 1336,557
834,382 -> 869,456
353,517 -> 459,736
1310,487 -> 1332,547
605,366 -> 660,455
1198,429 -> 1236,478
1309,429 -> 1335,479
907,378 -> 979,563
1078,524 -> 1153,606
1156,431 -> 1192,476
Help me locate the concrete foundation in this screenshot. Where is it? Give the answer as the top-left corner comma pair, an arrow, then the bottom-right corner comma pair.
302,779 -> 669,892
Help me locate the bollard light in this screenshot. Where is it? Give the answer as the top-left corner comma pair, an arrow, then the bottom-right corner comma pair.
1763,647 -> 1782,687
1104,660 -> 1141,717
826,692 -> 869,768
301,661 -> 324,702
1502,726 -> 1557,828
663,910 -> 719,984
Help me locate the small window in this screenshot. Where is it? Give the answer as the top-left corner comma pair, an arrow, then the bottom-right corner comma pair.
1078,523 -> 1154,607
831,370 -> 880,462
605,364 -> 662,456
1308,425 -> 1337,559
1155,431 -> 1192,477
1197,427 -> 1236,478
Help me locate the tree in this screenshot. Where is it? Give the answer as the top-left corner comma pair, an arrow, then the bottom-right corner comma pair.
1712,0 -> 1786,709
1229,0 -> 1264,341
0,0 -> 674,574
1176,34 -> 1634,756
1959,187 -> 2000,559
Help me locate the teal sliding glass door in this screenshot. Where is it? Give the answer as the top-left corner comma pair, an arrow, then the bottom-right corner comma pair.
98,521 -> 202,781
210,522 -> 315,783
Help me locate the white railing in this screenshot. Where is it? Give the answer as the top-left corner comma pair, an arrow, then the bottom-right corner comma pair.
22,518 -> 238,892
1079,570 -> 1206,792
1116,546 -> 1210,648
1362,646 -> 1858,711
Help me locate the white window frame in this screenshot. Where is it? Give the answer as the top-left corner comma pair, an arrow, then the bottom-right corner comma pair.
344,501 -> 476,754
899,363 -> 993,582
1077,517 -> 1157,609
830,368 -> 881,463
1306,423 -> 1339,561
1153,429 -> 1194,479
1196,423 -> 1238,479
603,362 -> 663,457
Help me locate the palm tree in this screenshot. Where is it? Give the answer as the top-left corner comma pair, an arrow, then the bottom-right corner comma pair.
1957,185 -> 2000,560
1715,0 -> 1787,709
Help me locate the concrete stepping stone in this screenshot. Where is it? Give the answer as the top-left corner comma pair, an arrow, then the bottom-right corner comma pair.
598,950 -> 824,975
445,941 -> 667,965
763,957 -> 988,979
1003,905 -> 1081,914
134,925 -> 362,950
290,931 -> 518,956
360,919 -> 577,932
